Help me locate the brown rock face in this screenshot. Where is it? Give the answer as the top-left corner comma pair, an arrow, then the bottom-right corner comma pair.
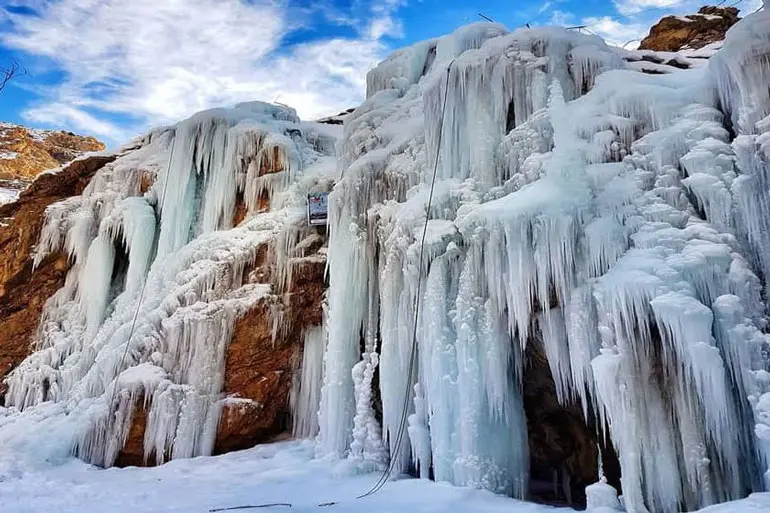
639,6 -> 741,52
114,405 -> 152,467
218,249 -> 327,452
115,231 -> 327,465
214,301 -> 298,454
0,155 -> 116,398
0,123 -> 105,181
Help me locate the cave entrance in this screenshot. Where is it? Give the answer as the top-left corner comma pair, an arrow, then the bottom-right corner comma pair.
522,335 -> 621,508
108,235 -> 130,305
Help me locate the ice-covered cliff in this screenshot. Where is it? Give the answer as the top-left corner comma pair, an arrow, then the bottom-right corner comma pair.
0,101 -> 336,469
317,9 -> 770,513
1,6 -> 770,513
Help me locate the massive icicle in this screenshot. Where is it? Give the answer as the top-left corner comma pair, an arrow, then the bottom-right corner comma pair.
2,102 -> 337,468
319,12 -> 770,513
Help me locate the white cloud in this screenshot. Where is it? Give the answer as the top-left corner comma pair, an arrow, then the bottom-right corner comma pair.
549,10 -> 576,27
537,1 -> 555,15
582,16 -> 648,47
613,0 -> 684,16
24,102 -> 131,142
1,0 -> 397,143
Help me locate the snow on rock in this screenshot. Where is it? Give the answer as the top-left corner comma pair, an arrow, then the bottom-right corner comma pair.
1,101 -> 337,470
317,11 -> 770,513
639,6 -> 741,53
0,186 -> 18,205
0,122 -> 105,181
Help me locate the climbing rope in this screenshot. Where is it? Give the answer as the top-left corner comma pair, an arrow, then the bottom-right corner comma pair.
208,60 -> 455,513
357,58 -> 454,500
210,504 -> 292,512
105,133 -> 177,420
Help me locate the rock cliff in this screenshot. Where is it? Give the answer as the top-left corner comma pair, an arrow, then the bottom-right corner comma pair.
0,154 -> 116,396
0,122 -> 105,181
639,6 -> 741,52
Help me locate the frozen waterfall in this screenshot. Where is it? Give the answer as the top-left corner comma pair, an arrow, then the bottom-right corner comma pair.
2,102 -> 338,468
317,12 -> 770,513
0,8 -> 769,513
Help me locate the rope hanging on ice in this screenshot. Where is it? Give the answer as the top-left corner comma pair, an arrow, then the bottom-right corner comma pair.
104,136 -> 178,418
357,59 -> 455,500
209,504 -> 292,512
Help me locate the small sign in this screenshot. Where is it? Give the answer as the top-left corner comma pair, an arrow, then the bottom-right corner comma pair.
307,192 -> 329,226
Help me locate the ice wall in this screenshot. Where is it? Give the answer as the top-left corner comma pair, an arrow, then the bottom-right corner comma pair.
319,13 -> 770,513
1,102 -> 337,468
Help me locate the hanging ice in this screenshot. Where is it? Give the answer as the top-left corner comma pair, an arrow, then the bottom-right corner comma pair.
2,101 -> 339,468
318,11 -> 770,513
2,8 -> 770,513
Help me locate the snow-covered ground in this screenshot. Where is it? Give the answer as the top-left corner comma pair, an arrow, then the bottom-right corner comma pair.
0,441 -> 555,513
0,440 -> 767,513
0,187 -> 17,205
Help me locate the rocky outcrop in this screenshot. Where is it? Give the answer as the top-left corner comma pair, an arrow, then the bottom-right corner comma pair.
0,154 -> 116,397
0,122 -> 105,181
216,246 -> 326,453
114,230 -> 328,466
639,6 -> 741,52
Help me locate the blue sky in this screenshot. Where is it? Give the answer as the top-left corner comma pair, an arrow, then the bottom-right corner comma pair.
0,0 -> 762,146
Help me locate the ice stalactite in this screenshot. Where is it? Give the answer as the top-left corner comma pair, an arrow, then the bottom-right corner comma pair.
319,13 -> 770,513
349,280 -> 387,468
292,325 -> 327,440
2,102 -> 338,468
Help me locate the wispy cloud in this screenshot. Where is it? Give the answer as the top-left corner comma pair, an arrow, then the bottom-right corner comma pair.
613,0 -> 684,16
0,0 -> 401,143
582,16 -> 648,47
549,10 -> 576,27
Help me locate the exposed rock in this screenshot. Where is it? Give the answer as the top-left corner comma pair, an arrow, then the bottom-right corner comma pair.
639,6 -> 741,52
218,249 -> 326,453
214,300 -> 298,454
113,405 -> 152,467
0,154 -> 116,398
0,122 -> 105,181
316,108 -> 355,125
115,232 -> 327,465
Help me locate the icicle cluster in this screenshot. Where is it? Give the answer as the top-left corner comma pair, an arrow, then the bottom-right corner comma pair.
318,13 -> 770,513
2,102 -> 337,468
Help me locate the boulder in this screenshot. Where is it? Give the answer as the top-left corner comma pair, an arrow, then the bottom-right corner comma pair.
639,6 -> 741,52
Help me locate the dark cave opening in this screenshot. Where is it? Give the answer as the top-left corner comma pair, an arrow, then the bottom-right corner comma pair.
522,334 -> 621,509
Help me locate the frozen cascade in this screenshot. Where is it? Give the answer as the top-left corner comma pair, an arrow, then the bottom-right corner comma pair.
319,13 -> 770,513
2,101 -> 338,468
1,9 -> 770,513
291,325 -> 327,440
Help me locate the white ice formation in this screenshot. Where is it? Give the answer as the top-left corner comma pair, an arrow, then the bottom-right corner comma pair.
1,7 -> 770,513
317,10 -> 770,513
1,101 -> 337,469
